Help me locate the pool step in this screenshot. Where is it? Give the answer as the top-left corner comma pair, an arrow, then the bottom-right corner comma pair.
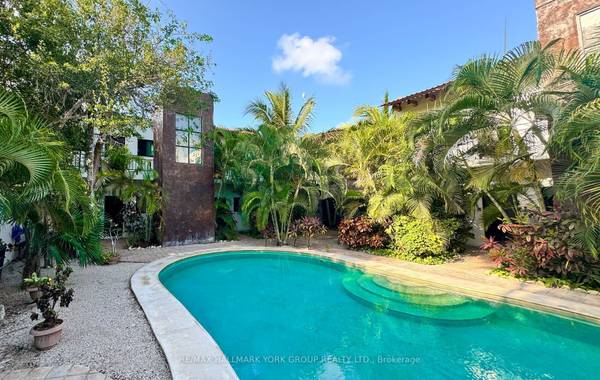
372,276 -> 447,296
342,274 -> 495,324
357,275 -> 469,307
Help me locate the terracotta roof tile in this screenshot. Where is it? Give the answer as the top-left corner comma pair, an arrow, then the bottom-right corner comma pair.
383,81 -> 451,107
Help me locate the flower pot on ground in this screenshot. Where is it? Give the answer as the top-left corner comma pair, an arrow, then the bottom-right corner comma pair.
23,273 -> 50,302
29,267 -> 74,350
30,319 -> 63,350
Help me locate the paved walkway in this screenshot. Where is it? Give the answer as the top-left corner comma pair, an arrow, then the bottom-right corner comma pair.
0,365 -> 110,379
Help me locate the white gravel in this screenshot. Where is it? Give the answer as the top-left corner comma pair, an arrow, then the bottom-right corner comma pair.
0,261 -> 170,380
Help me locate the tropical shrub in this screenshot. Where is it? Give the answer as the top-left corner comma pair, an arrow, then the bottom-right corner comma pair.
121,202 -> 158,247
386,216 -> 445,257
0,89 -> 104,279
98,251 -> 118,265
215,198 -> 239,241
31,267 -> 74,330
338,217 -> 387,249
484,210 -> 600,288
333,95 -> 464,223
436,217 -> 473,253
293,217 -> 327,248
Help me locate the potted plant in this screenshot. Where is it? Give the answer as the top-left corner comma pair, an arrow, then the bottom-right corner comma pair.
23,272 -> 50,301
29,266 -> 74,350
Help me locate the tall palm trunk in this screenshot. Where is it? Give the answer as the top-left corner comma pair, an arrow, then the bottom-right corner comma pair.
283,181 -> 302,245
269,164 -> 283,245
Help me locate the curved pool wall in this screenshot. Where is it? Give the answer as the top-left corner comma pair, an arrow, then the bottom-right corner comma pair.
159,250 -> 600,379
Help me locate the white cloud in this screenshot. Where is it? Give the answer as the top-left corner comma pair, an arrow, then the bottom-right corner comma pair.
273,33 -> 351,85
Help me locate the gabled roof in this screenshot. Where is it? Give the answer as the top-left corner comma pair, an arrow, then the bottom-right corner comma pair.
383,82 -> 451,108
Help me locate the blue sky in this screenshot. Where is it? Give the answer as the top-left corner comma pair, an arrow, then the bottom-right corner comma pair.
155,1 -> 538,132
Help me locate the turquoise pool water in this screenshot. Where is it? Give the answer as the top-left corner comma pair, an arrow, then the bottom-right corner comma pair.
159,251 -> 600,379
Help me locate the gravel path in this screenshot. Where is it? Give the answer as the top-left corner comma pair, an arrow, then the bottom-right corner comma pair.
0,259 -> 170,380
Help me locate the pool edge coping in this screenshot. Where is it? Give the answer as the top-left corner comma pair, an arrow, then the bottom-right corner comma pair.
130,253 -> 239,380
132,245 -> 600,380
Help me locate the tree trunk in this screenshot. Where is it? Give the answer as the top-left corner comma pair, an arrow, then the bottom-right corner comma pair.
283,183 -> 302,245
87,135 -> 104,195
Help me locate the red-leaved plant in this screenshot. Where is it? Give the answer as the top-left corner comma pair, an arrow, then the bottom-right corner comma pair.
292,217 -> 327,248
482,210 -> 600,287
338,217 -> 388,249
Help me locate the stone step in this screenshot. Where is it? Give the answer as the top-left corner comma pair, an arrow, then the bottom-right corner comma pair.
342,275 -> 496,325
371,275 -> 448,296
357,275 -> 470,307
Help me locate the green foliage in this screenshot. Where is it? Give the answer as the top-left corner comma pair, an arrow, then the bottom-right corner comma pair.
215,198 -> 239,241
330,93 -> 466,227
436,216 -> 473,253
370,248 -> 453,265
98,251 -> 116,266
547,51 -> 600,253
23,272 -> 51,288
410,41 -> 561,227
0,89 -> 104,269
121,202 -> 158,247
0,0 -> 212,129
0,0 -> 213,196
386,216 -> 446,257
218,84 -> 334,245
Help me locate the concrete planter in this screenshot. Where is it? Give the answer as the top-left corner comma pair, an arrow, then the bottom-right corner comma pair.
27,287 -> 42,302
30,320 -> 63,350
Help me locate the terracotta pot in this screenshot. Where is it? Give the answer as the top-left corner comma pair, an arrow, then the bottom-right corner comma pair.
30,320 -> 63,350
27,287 -> 42,302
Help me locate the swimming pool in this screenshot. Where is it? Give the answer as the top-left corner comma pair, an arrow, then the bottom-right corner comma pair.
159,250 -> 600,379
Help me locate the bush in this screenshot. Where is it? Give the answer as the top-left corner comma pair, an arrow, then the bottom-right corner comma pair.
215,198 -> 239,241
371,248 -> 450,265
338,217 -> 388,249
121,202 -> 158,247
386,216 -> 445,257
98,251 -> 118,265
292,216 -> 327,248
483,210 -> 600,289
436,216 -> 472,253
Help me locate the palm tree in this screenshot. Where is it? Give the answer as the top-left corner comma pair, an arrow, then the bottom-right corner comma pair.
333,95 -> 462,222
411,41 -> 562,226
548,50 -> 600,254
0,89 -> 103,278
241,84 -> 328,245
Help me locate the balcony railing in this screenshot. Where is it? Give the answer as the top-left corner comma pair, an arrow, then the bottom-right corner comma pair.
127,156 -> 154,179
